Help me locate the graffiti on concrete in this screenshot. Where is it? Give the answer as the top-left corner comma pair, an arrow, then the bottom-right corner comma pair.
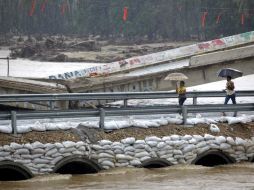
49,31 -> 254,80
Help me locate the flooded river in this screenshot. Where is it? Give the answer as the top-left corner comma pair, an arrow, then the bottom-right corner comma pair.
1,163 -> 254,190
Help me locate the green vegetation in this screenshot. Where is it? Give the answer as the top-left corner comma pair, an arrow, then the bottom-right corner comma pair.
0,0 -> 254,41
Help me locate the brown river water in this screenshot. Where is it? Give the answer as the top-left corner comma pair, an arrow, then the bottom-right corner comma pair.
1,163 -> 254,190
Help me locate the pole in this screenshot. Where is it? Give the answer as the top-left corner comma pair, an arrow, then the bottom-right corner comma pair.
11,111 -> 17,135
99,108 -> 105,129
7,57 -> 10,77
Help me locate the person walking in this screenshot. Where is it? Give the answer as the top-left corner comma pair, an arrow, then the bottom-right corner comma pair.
223,76 -> 237,116
176,81 -> 187,106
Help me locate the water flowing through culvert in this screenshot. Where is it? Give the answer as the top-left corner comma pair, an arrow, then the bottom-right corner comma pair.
0,163 -> 254,190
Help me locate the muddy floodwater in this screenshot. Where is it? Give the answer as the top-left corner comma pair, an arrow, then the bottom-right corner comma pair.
1,163 -> 254,190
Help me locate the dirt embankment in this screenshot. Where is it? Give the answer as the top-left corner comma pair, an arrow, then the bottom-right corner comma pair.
0,123 -> 253,146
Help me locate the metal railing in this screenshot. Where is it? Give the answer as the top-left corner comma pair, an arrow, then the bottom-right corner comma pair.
0,90 -> 253,108
0,103 -> 254,134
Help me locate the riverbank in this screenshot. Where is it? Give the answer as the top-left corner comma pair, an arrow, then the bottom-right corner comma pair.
1,35 -> 195,63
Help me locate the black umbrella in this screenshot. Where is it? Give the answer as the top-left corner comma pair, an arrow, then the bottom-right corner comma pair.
217,68 -> 243,78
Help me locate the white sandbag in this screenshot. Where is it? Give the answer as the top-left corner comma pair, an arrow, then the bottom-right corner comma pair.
31,141 -> 45,149
131,120 -> 147,128
99,140 -> 112,146
238,115 -> 252,124
44,123 -> 59,131
235,137 -> 246,146
171,135 -> 180,141
121,137 -> 135,145
51,156 -> 64,165
45,148 -> 58,157
135,151 -> 150,158
62,141 -> 76,148
72,151 -> 84,155
215,136 -> 226,144
116,120 -> 131,129
31,121 -> 46,132
98,153 -> 114,159
91,144 -> 103,150
157,142 -> 166,149
173,150 -> 183,155
80,121 -> 99,128
205,118 -> 218,124
100,160 -> 114,168
33,158 -> 50,164
54,142 -> 64,149
130,159 -> 141,166
204,134 -> 215,140
0,125 -> 12,134
193,135 -> 204,142
196,141 -> 207,148
145,136 -> 161,142
182,144 -> 195,154
24,143 -> 33,150
45,143 -> 55,151
220,143 -> 231,150
189,138 -> 197,144
156,117 -> 168,125
134,144 -> 146,149
210,124 -> 220,133
187,118 -> 206,125
32,148 -> 45,154
166,117 -> 182,124
162,136 -> 171,141
17,125 -> 32,133
10,142 -> 23,150
75,141 -> 86,148
104,120 -> 119,130
0,152 -> 11,157
116,154 -> 133,161
146,141 -> 158,147
226,137 -> 235,145
140,156 -> 151,162
226,117 -> 241,125
135,140 -> 145,144
124,146 -> 135,152
183,135 -> 192,141
14,148 -> 30,155
59,147 -> 76,154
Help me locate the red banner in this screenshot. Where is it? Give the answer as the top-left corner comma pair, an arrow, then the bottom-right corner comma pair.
201,11 -> 208,28
29,0 -> 36,16
40,0 -> 47,13
123,7 -> 128,21
216,14 -> 221,24
241,13 -> 245,25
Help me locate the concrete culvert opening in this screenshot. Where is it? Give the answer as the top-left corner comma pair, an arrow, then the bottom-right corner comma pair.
192,150 -> 235,167
0,161 -> 33,181
54,156 -> 101,174
141,158 -> 172,168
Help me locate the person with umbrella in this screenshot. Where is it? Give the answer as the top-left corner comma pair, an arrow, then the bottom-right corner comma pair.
164,73 -> 188,106
176,80 -> 187,106
218,68 -> 242,117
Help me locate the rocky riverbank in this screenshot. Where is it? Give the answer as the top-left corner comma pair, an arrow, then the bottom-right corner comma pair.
0,35 -> 194,63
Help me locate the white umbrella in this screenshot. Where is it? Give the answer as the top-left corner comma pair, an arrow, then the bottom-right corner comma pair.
164,72 -> 188,81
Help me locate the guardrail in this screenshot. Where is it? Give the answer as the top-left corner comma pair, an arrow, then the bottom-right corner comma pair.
1,103 -> 253,134
0,90 -> 254,109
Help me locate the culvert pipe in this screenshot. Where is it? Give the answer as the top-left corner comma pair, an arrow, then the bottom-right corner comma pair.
53,155 -> 101,174
0,161 -> 33,181
140,158 -> 173,168
192,150 -> 235,167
